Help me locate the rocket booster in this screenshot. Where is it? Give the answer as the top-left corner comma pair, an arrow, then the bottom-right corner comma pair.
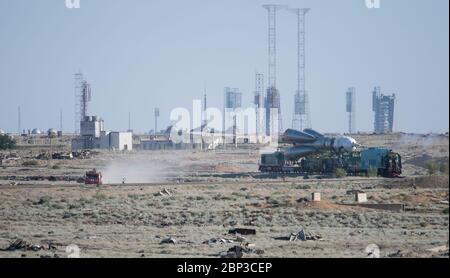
282,129 -> 359,160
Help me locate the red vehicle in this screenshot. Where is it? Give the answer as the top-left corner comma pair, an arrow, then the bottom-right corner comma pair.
85,169 -> 103,185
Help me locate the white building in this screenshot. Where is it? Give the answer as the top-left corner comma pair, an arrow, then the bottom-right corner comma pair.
99,131 -> 132,151
71,115 -> 132,151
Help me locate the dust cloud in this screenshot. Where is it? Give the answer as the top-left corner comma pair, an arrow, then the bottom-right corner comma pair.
100,156 -> 172,184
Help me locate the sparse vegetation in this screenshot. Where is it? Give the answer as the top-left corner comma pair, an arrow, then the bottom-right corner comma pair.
426,160 -> 440,175
34,196 -> 51,206
22,160 -> 39,167
426,160 -> 448,175
334,168 -> 347,178
0,134 -> 16,150
439,162 -> 449,175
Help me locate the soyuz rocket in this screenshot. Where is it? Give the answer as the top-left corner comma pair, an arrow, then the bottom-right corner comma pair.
281,129 -> 359,160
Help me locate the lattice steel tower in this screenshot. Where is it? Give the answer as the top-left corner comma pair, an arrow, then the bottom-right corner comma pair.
74,72 -> 91,134
289,8 -> 311,131
254,73 -> 265,140
262,4 -> 286,137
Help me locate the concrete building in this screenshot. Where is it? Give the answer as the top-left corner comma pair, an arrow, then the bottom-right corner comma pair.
372,87 -> 395,133
223,87 -> 242,132
71,115 -> 132,151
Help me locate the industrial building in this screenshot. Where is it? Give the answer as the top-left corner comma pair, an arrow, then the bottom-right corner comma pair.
71,116 -> 132,151
265,86 -> 281,138
223,87 -> 243,144
346,87 -> 356,133
372,87 -> 395,133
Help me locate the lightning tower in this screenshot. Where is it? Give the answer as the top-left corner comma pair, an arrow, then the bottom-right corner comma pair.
289,8 -> 311,131
262,4 -> 286,138
74,72 -> 91,134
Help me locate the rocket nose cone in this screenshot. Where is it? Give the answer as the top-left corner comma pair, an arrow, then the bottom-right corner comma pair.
336,136 -> 358,153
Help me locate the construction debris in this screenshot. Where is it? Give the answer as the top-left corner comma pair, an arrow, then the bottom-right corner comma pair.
221,245 -> 264,258
155,188 -> 172,197
2,239 -> 44,251
160,237 -> 177,244
228,228 -> 256,235
52,152 -> 73,160
71,150 -> 95,159
203,238 -> 234,245
277,229 -> 323,242
311,192 -> 321,202
355,192 -> 367,203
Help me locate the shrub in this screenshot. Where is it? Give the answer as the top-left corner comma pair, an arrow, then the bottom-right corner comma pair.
334,168 -> 347,178
426,161 -> 440,175
22,160 -> 39,167
443,207 -> 449,214
52,164 -> 61,170
0,134 -> 16,150
439,163 -> 449,175
35,196 -> 51,206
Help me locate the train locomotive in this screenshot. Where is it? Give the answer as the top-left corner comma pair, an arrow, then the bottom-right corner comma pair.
259,129 -> 401,178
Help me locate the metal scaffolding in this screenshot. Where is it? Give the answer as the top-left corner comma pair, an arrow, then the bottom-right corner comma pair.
262,4 -> 286,137
290,8 -> 311,131
254,73 -> 265,140
74,73 -> 91,134
372,87 -> 395,133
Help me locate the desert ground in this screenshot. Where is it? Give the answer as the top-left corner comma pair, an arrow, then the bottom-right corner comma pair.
0,133 -> 448,258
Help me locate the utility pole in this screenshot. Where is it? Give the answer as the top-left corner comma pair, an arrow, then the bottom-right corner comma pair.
18,106 -> 21,135
60,109 -> 63,133
154,108 -> 160,135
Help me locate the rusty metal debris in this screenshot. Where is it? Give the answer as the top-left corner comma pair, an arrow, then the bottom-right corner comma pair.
203,238 -> 234,244
160,237 -> 177,244
221,245 -> 264,258
3,239 -> 44,251
228,228 -> 256,235
155,188 -> 172,197
275,229 -> 323,242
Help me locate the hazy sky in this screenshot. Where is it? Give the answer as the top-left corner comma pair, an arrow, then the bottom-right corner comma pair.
0,0 -> 448,134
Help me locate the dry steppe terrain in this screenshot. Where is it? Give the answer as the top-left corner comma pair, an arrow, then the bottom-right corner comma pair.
0,133 -> 448,258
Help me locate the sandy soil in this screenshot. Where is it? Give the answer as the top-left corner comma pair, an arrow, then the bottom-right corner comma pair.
0,133 -> 448,258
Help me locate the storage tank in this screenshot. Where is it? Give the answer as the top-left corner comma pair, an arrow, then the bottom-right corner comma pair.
47,128 -> 58,138
31,128 -> 42,135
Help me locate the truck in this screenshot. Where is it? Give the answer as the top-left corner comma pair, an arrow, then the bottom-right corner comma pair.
259,147 -> 402,178
84,169 -> 103,185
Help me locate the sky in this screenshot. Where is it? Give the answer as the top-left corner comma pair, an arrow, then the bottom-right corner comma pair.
0,0 -> 448,134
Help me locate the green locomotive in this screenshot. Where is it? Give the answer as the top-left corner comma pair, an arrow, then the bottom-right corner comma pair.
259,147 -> 402,178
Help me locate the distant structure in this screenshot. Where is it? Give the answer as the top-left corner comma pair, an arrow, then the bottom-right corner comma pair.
17,106 -> 21,135
262,4 -> 286,138
254,73 -> 265,141
346,87 -> 356,133
128,112 -> 131,132
203,93 -> 207,128
154,108 -> 160,135
372,87 -> 395,133
223,87 -> 242,144
72,116 -> 132,151
289,8 -> 311,131
59,109 -> 63,133
74,73 -> 91,134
